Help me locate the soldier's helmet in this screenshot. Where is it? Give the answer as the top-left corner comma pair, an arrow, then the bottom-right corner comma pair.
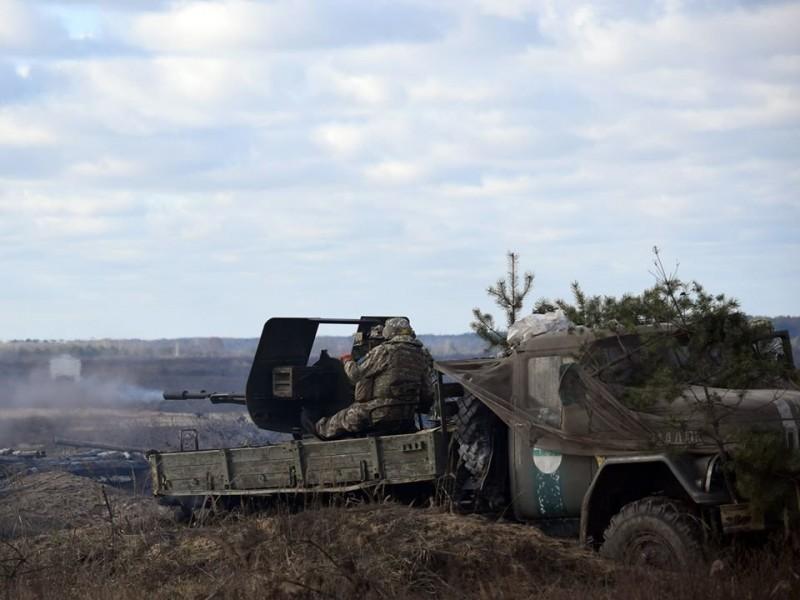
383,317 -> 414,339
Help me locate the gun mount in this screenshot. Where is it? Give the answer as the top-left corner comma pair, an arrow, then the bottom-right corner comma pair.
246,317 -> 401,432
165,316 -> 401,433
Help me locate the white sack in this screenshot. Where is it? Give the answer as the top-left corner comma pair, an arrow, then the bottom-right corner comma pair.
507,310 -> 573,347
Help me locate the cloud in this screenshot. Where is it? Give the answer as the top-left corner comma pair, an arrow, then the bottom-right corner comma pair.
0,0 -> 797,339
364,160 -> 424,184
322,71 -> 390,105
0,112 -> 58,145
131,1 -> 262,53
0,0 -> 62,50
472,0 -> 540,20
33,215 -> 117,237
126,0 -> 450,54
312,123 -> 366,157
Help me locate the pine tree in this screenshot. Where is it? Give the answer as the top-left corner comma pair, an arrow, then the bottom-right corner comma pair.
535,247 -> 791,389
471,252 -> 534,354
535,247 -> 799,512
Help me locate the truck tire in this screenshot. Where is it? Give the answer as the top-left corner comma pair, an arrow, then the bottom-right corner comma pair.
453,393 -> 496,481
600,496 -> 704,570
452,394 -> 506,510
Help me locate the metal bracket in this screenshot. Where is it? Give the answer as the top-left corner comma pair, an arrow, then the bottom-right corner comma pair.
292,441 -> 306,487
720,502 -> 764,533
368,437 -> 383,480
180,429 -> 199,452
402,441 -> 426,452
218,448 -> 232,490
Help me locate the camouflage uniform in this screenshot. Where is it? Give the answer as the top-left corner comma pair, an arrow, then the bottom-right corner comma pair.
315,318 -> 434,439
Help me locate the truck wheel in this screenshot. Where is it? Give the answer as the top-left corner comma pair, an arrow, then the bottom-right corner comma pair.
453,393 -> 496,482
600,496 -> 704,569
452,394 -> 506,510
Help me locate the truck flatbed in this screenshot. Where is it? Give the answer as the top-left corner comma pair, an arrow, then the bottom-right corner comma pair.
148,428 -> 447,497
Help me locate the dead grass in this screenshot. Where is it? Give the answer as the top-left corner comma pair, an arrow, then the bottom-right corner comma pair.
0,472 -> 170,539
1,474 -> 798,599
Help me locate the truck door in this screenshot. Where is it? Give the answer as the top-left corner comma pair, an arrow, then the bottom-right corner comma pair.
509,354 -> 596,521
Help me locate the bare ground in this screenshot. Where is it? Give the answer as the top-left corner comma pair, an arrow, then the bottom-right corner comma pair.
0,407 -> 277,453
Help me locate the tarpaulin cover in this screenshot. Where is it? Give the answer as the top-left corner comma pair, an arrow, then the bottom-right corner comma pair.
507,310 -> 573,347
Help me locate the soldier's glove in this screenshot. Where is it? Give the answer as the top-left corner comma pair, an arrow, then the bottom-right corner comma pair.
340,354 -> 352,363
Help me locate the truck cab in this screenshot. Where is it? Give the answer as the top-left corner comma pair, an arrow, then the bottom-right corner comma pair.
438,327 -> 800,568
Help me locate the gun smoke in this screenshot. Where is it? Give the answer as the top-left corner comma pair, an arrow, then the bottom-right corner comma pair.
0,359 -> 275,452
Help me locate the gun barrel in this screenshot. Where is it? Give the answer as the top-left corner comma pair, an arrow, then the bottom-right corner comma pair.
163,390 -> 212,400
209,394 -> 246,405
162,390 -> 247,405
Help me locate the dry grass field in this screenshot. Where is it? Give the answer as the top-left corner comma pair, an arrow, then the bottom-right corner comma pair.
0,406 -> 798,599
1,469 -> 798,600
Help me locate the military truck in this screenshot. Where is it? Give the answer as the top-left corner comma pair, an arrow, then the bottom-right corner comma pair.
440,325 -> 799,567
148,317 -> 800,568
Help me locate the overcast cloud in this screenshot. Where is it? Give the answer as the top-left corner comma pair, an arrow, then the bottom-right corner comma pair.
1,0 -> 798,339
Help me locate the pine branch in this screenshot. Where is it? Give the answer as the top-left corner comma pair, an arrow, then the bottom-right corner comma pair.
471,251 -> 535,351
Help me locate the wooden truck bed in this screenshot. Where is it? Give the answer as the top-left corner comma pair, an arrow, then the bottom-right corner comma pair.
148,428 -> 447,497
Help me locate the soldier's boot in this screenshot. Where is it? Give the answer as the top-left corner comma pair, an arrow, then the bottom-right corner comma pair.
300,409 -> 327,441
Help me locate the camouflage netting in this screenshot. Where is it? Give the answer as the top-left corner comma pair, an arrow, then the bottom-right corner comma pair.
436,330 -> 800,457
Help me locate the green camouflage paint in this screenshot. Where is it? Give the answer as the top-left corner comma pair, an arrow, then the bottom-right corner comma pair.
532,447 -> 565,516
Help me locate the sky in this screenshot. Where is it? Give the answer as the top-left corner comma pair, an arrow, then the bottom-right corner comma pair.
0,0 -> 798,340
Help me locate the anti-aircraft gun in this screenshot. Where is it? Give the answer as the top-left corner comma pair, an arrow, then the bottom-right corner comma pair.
161,316 -> 399,432
150,316 -> 449,507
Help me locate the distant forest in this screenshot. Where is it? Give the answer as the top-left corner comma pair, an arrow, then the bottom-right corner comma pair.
2,317 -> 798,364
0,333 -> 487,361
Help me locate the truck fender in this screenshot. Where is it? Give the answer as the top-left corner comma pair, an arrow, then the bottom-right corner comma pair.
579,454 -> 731,546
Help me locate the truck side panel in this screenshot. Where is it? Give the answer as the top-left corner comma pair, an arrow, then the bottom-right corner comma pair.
150,429 -> 445,496
509,423 -> 596,519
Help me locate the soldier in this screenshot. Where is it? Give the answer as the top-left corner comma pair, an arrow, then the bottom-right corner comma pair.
306,317 -> 434,439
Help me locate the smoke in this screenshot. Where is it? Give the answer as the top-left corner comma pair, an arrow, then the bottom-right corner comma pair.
0,370 -> 270,451
109,382 -> 164,404
0,368 -> 164,409
0,355 -> 272,451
